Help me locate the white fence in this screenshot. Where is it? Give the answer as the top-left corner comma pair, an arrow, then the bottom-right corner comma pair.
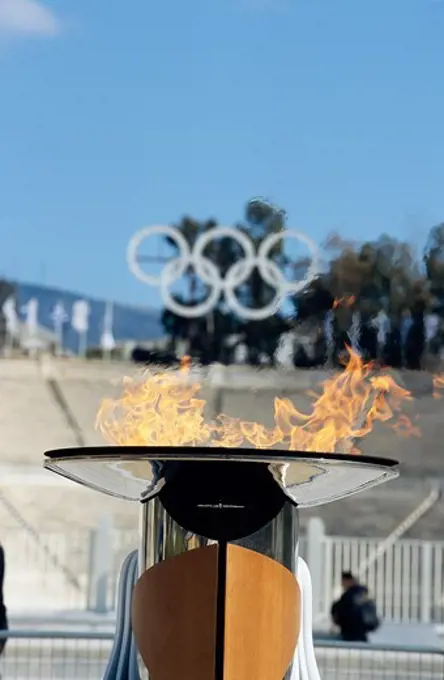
2,520 -> 444,624
2,525 -> 139,613
299,519 -> 444,626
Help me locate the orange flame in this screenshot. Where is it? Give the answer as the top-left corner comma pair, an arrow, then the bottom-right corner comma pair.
96,349 -> 413,454
180,355 -> 191,370
433,374 -> 444,399
333,295 -> 356,309
391,414 -> 421,439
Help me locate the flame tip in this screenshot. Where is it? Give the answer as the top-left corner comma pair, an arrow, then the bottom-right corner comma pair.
96,348 -> 416,453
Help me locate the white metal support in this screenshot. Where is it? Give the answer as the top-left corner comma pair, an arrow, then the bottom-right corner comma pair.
357,482 -> 440,580
305,517 -> 325,625
420,541 -> 433,623
88,516 -> 113,613
292,556 -> 322,680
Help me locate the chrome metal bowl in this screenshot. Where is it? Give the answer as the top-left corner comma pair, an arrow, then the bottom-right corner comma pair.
44,446 -> 399,508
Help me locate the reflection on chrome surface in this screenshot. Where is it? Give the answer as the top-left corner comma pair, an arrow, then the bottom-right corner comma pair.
139,496 -> 299,572
139,496 -> 211,572
234,500 -> 298,572
44,446 -> 399,508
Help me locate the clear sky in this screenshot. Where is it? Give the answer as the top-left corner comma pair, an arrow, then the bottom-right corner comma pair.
1,0 -> 444,309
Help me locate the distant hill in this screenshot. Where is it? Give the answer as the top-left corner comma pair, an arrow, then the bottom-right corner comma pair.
15,282 -> 163,354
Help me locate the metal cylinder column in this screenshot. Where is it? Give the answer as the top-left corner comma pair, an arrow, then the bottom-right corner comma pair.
137,497 -> 299,680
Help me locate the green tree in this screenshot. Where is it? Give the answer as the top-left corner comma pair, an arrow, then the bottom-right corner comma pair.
161,215 -> 242,362
160,201 -> 292,364
236,199 -> 292,364
424,223 -> 444,308
295,233 -> 429,323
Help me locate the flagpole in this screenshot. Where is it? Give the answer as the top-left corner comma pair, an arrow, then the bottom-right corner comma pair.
79,330 -> 87,358
103,301 -> 109,362
71,300 -> 90,359
23,298 -> 39,359
56,317 -> 63,357
2,296 -> 18,358
4,329 -> 13,358
101,300 -> 116,361
51,302 -> 67,357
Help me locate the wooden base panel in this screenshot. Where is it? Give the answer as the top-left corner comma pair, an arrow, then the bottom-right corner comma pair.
132,544 -> 300,680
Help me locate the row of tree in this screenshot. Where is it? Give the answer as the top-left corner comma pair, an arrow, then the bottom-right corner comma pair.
157,200 -> 444,365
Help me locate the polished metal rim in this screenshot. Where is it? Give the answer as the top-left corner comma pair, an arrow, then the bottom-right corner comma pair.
44,445 -> 398,468
43,446 -> 399,508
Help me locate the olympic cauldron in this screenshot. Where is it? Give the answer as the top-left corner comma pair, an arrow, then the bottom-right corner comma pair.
43,443 -> 398,680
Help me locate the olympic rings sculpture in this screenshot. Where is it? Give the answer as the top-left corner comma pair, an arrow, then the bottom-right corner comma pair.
127,224 -> 320,321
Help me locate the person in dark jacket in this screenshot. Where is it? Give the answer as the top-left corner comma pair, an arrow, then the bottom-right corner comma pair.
331,571 -> 373,642
0,544 -> 7,655
358,315 -> 378,362
404,310 -> 424,370
382,322 -> 403,368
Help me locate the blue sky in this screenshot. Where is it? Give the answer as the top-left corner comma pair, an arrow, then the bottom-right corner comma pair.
1,0 -> 444,309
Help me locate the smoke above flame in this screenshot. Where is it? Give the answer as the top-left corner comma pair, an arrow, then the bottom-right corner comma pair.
96,349 -> 416,454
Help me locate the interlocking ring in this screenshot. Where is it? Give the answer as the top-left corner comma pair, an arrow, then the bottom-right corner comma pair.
127,224 -> 320,320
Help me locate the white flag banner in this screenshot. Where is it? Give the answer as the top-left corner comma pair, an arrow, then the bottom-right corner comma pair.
72,300 -> 90,356
324,309 -> 335,364
71,300 -> 90,334
50,302 -> 68,331
425,313 -> 439,343
234,342 -> 248,365
348,311 -> 361,353
101,301 -> 116,353
50,302 -> 68,354
22,298 -> 39,335
2,296 -> 19,336
324,310 -> 334,346
275,332 -> 294,368
373,309 -> 390,347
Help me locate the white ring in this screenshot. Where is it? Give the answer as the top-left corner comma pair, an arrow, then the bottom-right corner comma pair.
127,223 -> 320,320
193,226 -> 256,289
258,230 -> 320,294
160,258 -> 223,318
126,225 -> 190,286
224,259 -> 286,321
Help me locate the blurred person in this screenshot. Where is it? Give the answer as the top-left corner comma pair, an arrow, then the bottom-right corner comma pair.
293,325 -> 326,368
348,310 -> 361,354
425,308 -> 441,355
373,309 -> 390,359
356,300 -> 377,361
382,320 -> 403,368
0,543 -> 7,657
405,307 -> 425,370
333,329 -> 351,367
293,343 -> 312,368
400,308 -> 413,366
323,309 -> 334,365
275,331 -> 295,368
331,571 -> 379,642
312,325 -> 327,367
333,304 -> 353,365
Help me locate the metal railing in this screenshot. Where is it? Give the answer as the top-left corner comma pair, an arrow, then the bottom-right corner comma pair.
2,526 -> 139,612
320,535 -> 444,624
3,522 -> 444,623
0,630 -> 443,679
315,640 -> 444,680
0,630 -> 113,679
356,483 -> 441,579
299,525 -> 444,625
